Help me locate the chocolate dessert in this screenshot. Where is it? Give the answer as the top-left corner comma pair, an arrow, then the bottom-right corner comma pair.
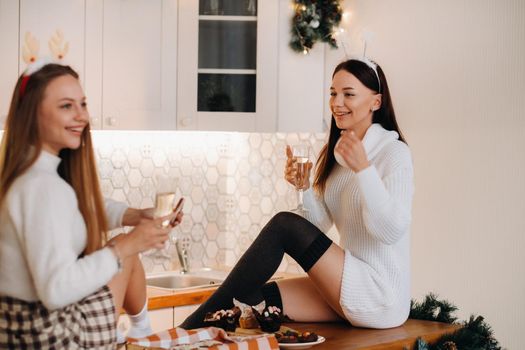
253,305 -> 282,332
203,306 -> 241,332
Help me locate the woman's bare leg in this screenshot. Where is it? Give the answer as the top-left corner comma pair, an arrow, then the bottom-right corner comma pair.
122,256 -> 147,314
107,254 -> 139,321
278,244 -> 346,321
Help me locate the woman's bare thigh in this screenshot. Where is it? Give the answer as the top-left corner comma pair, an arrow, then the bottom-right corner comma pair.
277,277 -> 344,322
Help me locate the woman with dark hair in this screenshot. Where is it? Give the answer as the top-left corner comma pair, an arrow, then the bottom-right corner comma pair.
0,63 -> 182,348
180,58 -> 413,330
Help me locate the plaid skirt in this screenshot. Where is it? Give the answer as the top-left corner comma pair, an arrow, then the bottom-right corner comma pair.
0,285 -> 116,349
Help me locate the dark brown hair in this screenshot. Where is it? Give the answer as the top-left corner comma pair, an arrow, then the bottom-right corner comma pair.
0,64 -> 108,254
313,59 -> 407,195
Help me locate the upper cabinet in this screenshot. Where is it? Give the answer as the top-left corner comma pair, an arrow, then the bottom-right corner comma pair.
177,0 -> 278,131
1,0 -> 327,132
0,0 -> 19,125
87,0 -> 177,130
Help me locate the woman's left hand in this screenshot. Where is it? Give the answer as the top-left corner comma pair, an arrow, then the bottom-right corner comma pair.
335,130 -> 370,172
122,208 -> 184,227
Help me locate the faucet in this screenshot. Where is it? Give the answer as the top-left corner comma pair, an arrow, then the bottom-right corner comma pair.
175,235 -> 191,274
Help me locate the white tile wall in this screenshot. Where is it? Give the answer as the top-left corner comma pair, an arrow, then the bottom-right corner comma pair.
92,131 -> 327,274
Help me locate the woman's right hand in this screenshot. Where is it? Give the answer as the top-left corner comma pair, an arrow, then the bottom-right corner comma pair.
114,215 -> 174,258
284,145 -> 313,187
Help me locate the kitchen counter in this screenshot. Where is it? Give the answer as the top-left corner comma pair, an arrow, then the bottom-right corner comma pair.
146,284 -> 216,310
144,276 -> 459,349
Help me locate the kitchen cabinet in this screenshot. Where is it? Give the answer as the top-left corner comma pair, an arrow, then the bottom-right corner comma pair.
173,304 -> 199,326
86,0 -> 178,130
0,0 -> 19,126
176,0 -> 279,131
2,0 -> 177,131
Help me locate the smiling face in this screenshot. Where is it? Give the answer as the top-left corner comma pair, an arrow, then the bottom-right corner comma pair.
37,74 -> 89,155
330,69 -> 382,139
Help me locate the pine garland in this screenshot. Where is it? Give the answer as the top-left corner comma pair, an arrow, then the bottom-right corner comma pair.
410,293 -> 502,350
289,0 -> 343,54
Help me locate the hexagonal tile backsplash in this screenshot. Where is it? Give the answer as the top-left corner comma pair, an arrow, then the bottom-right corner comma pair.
93,131 -> 329,274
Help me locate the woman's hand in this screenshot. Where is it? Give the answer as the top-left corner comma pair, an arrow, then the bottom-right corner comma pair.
122,207 -> 184,227
113,215 -> 176,258
284,145 -> 313,187
121,208 -> 154,226
334,130 -> 370,172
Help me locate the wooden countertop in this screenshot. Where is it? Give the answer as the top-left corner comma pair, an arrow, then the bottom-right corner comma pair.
287,320 -> 460,349
144,274 -> 460,349
146,285 -> 216,310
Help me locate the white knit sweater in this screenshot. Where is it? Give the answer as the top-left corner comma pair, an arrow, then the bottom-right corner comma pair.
0,151 -> 128,310
303,123 -> 414,328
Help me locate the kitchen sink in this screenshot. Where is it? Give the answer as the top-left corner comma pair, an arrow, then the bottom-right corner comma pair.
146,269 -> 226,291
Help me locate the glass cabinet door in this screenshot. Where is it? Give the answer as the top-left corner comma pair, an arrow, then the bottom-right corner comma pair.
197,0 -> 257,113
177,0 -> 278,131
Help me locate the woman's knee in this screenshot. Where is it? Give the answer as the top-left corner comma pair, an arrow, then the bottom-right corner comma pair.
269,211 -> 304,229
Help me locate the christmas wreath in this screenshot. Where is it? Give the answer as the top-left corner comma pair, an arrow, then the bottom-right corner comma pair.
410,293 -> 502,349
289,0 -> 343,54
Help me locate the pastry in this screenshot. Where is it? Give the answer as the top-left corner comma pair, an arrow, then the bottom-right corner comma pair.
253,305 -> 282,332
233,298 -> 262,329
203,306 -> 241,332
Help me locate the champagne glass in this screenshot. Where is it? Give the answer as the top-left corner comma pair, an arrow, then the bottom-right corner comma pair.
291,143 -> 311,215
151,175 -> 178,258
154,175 -> 179,225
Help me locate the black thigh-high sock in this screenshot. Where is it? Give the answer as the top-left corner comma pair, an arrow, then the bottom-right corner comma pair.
179,211 -> 332,329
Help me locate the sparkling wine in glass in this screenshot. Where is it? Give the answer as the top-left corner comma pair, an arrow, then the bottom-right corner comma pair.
155,191 -> 176,228
151,175 -> 178,257
291,144 -> 311,214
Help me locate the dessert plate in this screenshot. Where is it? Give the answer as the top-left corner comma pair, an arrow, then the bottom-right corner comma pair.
279,335 -> 326,349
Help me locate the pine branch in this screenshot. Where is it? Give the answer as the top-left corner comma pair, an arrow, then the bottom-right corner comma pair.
409,293 -> 458,324
411,294 -> 503,350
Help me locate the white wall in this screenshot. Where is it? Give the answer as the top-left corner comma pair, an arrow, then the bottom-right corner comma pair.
324,0 -> 525,348
277,1 -> 326,132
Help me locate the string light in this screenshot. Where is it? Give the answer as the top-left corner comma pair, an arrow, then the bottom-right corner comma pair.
289,0 -> 343,54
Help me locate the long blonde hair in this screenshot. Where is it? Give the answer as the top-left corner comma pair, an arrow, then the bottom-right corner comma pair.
0,64 -> 108,254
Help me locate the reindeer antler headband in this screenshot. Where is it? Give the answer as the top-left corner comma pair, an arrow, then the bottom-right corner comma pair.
19,30 -> 70,97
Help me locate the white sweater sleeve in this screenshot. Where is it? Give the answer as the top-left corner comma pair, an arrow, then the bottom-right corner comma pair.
356,165 -> 414,245
303,188 -> 334,233
104,197 -> 128,229
12,176 -> 118,310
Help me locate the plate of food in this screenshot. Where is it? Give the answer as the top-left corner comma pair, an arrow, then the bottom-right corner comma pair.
276,330 -> 325,349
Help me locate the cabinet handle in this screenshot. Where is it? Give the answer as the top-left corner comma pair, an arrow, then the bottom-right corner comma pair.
106,117 -> 117,126
90,117 -> 99,124
181,118 -> 192,127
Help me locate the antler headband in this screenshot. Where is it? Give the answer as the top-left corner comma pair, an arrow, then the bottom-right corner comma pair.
19,30 -> 70,97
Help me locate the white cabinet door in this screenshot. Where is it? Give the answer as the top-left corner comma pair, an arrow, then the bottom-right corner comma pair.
177,0 -> 278,132
173,304 -> 199,327
0,0 -> 19,126
19,0 -> 85,78
99,0 -> 177,130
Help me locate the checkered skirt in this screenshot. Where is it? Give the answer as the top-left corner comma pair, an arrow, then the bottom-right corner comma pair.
0,285 -> 116,349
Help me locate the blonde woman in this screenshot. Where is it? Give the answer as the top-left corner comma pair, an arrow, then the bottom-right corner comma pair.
0,63 -> 180,348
